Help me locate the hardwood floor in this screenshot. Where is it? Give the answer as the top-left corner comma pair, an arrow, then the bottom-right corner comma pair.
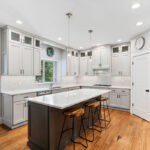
0,109 -> 150,150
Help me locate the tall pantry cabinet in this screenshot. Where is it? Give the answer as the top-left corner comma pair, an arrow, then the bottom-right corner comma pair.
1,26 -> 41,76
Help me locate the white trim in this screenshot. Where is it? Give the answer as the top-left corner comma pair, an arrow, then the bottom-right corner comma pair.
132,51 -> 150,57
0,117 -> 2,124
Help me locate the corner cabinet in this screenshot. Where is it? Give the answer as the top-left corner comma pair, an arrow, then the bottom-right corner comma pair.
1,27 -> 41,76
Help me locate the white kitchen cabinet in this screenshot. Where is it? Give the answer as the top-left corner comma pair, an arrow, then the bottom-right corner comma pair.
109,92 -> 119,107
2,27 -> 35,76
109,89 -> 130,109
92,46 -> 111,70
9,29 -> 22,44
92,47 -> 101,69
2,92 -> 36,129
34,48 -> 41,75
13,101 -> 26,125
22,46 -> 33,75
120,94 -> 130,109
8,42 -> 22,75
34,38 -> 41,49
80,56 -> 88,76
22,34 -> 33,47
112,44 -> 130,76
67,51 -> 79,76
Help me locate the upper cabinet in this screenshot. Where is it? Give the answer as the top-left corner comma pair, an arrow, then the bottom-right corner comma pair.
67,50 -> 79,76
112,44 -> 130,76
1,27 -> 41,76
92,46 -> 111,70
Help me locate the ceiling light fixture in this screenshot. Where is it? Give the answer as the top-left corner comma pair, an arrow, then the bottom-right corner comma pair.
117,39 -> 122,42
132,2 -> 141,9
136,21 -> 143,26
66,12 -> 72,56
58,37 -> 62,41
79,46 -> 83,50
16,20 -> 23,25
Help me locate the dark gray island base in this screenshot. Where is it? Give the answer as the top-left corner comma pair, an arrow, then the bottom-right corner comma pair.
27,99 -> 99,150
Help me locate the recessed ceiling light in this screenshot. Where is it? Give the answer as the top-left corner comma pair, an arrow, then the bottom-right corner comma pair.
58,37 -> 62,41
132,3 -> 141,9
136,21 -> 143,26
16,20 -> 23,25
79,46 -> 83,50
96,44 -> 100,46
117,39 -> 122,42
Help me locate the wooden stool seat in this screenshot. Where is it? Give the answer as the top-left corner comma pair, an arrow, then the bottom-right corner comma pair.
85,101 -> 100,108
97,97 -> 109,101
101,97 -> 109,101
64,108 -> 85,118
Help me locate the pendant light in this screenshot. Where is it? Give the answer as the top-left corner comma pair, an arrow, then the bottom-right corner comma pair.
66,12 -> 72,56
88,29 -> 93,61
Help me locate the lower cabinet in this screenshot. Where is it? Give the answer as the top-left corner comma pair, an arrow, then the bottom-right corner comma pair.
3,93 -> 36,129
13,100 -> 27,124
109,89 -> 130,110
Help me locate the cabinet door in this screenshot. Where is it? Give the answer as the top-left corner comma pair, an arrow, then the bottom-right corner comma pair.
22,46 -> 33,75
80,57 -> 88,76
9,30 -> 21,44
67,54 -> 71,76
34,38 -> 41,48
34,48 -> 41,75
92,48 -> 100,69
120,53 -> 130,76
13,101 -> 26,125
74,56 -> 79,76
8,42 -> 22,75
109,93 -> 119,107
112,55 -> 121,76
87,57 -> 93,75
120,94 -> 130,109
23,34 -> 33,47
100,46 -> 110,68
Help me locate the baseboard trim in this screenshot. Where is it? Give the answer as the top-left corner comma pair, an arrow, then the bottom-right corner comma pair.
0,117 -> 2,125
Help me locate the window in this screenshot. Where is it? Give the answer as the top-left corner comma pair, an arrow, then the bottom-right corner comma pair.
36,60 -> 56,82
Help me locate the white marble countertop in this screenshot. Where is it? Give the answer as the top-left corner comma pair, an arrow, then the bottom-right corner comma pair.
27,89 -> 111,109
1,84 -> 130,95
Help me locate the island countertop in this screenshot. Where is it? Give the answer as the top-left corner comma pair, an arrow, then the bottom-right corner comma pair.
27,89 -> 111,109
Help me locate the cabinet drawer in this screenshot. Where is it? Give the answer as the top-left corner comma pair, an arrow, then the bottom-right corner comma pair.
118,89 -> 130,94
13,93 -> 36,102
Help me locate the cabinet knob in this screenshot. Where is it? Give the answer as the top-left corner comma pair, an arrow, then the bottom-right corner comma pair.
145,89 -> 149,92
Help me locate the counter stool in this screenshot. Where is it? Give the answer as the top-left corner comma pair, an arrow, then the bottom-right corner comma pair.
97,97 -> 111,129
58,108 -> 88,150
84,101 -> 102,142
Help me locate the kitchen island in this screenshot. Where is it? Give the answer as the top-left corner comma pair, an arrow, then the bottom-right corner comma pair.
27,89 -> 111,150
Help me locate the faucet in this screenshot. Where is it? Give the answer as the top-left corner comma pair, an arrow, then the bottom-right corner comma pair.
49,83 -> 53,89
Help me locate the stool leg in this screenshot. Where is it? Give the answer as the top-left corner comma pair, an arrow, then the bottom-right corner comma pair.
71,118 -> 75,150
106,100 -> 111,122
58,116 -> 66,150
103,101 -> 107,128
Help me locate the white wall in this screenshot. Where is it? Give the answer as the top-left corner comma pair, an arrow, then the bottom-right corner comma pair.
131,30 -> 150,55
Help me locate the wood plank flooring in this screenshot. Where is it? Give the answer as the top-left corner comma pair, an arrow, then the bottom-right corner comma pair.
0,109 -> 150,150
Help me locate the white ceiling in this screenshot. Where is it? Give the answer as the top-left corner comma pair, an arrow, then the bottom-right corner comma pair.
0,0 -> 150,49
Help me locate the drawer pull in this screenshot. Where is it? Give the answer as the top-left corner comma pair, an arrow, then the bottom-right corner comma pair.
24,96 -> 28,98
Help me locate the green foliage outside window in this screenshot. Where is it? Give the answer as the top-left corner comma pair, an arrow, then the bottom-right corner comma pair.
36,60 -> 54,82
45,61 -> 53,82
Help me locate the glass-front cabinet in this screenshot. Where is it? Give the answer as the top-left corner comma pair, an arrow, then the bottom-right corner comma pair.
9,30 -> 22,44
